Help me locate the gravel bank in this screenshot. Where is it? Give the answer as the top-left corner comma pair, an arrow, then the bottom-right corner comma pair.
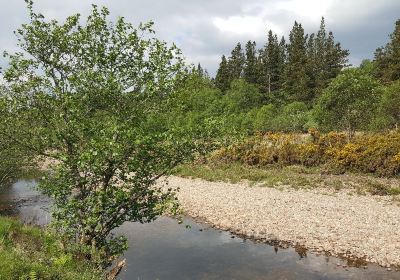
162,176 -> 400,268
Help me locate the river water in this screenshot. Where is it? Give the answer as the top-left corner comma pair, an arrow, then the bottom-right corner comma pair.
0,180 -> 399,280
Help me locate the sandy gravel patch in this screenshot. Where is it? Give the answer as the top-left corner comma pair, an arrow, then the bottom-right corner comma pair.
162,176 -> 400,268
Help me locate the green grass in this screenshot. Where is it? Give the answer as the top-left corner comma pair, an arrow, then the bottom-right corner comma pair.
0,217 -> 103,280
174,162 -> 323,187
174,162 -> 400,197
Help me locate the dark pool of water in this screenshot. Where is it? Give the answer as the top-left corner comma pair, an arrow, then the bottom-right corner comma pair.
1,180 -> 399,280
0,179 -> 50,225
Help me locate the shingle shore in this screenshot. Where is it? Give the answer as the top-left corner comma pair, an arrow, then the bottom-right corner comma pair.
161,176 -> 400,268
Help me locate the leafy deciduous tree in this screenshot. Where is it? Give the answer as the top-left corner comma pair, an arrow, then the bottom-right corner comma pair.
222,79 -> 264,113
314,68 -> 382,138
254,104 -> 278,132
377,81 -> 400,129
276,101 -> 309,132
2,1 -> 211,266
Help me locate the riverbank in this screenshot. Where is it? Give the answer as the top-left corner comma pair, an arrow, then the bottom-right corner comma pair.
0,216 -> 103,279
163,174 -> 400,268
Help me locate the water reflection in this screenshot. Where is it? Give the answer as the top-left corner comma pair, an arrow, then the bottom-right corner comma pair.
115,217 -> 398,280
0,180 -> 50,225
1,180 -> 399,280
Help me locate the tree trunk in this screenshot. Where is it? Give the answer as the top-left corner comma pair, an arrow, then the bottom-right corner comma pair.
346,124 -> 354,142
107,259 -> 126,280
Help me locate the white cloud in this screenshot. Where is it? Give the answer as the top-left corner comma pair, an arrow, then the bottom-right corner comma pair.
213,15 -> 282,37
276,0 -> 334,21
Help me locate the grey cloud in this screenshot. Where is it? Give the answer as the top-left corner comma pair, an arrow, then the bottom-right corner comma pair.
0,0 -> 398,75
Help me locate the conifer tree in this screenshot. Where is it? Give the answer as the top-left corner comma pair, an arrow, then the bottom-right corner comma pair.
307,18 -> 349,99
306,32 -> 317,91
278,36 -> 287,70
314,17 -> 328,89
374,19 -> 400,83
255,48 -> 266,91
259,31 -> 286,95
325,31 -> 349,80
215,55 -> 230,91
215,18 -> 348,101
193,63 -> 210,80
283,22 -> 310,102
197,63 -> 204,77
244,40 -> 258,84
258,38 -> 268,93
267,31 -> 284,92
227,43 -> 245,81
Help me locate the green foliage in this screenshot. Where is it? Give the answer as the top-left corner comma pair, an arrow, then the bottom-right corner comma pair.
167,73 -> 250,141
227,43 -> 245,82
258,31 -> 285,94
169,75 -> 315,136
306,18 -> 349,99
283,21 -> 310,102
215,55 -> 230,91
0,217 -> 103,279
359,59 -> 377,75
171,74 -> 223,120
243,41 -> 259,84
374,19 -> 400,83
2,2 -> 211,266
314,68 -> 382,136
0,86 -> 34,187
214,18 -> 349,105
208,131 -> 400,177
375,80 -> 400,129
275,102 -> 309,132
253,102 -> 311,133
215,21 -> 345,98
324,31 -> 350,81
222,79 -> 264,113
254,104 -> 278,132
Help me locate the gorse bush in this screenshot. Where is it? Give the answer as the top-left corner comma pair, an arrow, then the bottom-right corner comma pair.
211,132 -> 301,165
209,130 -> 400,177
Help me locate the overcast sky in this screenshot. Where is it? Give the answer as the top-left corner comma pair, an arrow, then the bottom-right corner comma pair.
0,0 -> 399,75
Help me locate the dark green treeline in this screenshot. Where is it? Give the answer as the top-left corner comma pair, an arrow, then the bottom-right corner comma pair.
214,18 -> 349,104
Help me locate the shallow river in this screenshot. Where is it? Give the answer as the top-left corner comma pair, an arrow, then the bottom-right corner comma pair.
1,180 -> 399,280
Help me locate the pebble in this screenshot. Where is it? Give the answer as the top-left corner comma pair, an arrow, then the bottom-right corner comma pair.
160,176 -> 400,268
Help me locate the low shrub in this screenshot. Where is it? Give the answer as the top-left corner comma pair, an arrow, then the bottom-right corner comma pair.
297,143 -> 322,166
209,130 -> 400,177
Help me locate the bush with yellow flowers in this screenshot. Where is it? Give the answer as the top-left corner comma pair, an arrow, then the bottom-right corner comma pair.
209,130 -> 400,177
